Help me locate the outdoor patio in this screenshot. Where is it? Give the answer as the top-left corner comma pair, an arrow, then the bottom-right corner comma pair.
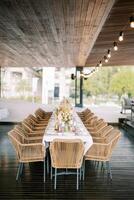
0,98 -> 129,124
0,0 -> 134,199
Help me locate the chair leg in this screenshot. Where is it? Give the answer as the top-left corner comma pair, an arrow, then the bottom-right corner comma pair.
77,168 -> 79,190
101,161 -> 104,171
16,163 -> 22,181
80,167 -> 81,180
51,166 -> 53,180
106,161 -> 112,180
83,159 -> 85,181
47,153 -> 49,174
131,110 -> 133,121
20,163 -> 24,176
94,161 -> 96,166
54,168 -> 57,190
96,161 -> 99,168
44,158 -> 46,183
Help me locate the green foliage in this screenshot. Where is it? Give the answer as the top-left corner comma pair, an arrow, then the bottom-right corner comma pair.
83,67 -> 118,96
83,67 -> 134,101
109,69 -> 134,97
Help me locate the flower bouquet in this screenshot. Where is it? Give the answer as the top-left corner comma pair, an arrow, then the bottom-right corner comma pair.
54,98 -> 74,132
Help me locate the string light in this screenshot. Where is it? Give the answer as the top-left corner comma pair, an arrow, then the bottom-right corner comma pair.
113,42 -> 118,51
130,16 -> 134,28
72,15 -> 133,80
104,56 -> 108,63
107,49 -> 111,58
96,66 -> 99,72
99,61 -> 102,67
119,31 -> 124,41
83,73 -> 91,78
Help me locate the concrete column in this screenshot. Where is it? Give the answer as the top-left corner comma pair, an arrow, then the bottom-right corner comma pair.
42,67 -> 55,104
59,68 -> 66,101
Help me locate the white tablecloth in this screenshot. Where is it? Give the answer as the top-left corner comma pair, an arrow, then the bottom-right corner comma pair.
42,112 -> 93,154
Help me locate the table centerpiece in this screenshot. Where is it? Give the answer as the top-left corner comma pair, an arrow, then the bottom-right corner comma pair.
54,98 -> 76,132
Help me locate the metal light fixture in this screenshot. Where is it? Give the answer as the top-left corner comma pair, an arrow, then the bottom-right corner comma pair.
71,73 -> 76,80
107,49 -> 111,58
99,61 -> 102,67
119,31 -> 124,41
130,16 -> 134,28
104,56 -> 108,63
113,42 -> 118,51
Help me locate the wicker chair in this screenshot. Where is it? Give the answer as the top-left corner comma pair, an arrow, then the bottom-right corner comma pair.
14,124 -> 44,143
77,108 -> 91,120
84,118 -> 104,129
83,112 -> 95,123
23,118 -> 46,131
50,139 -> 84,190
8,130 -> 46,182
28,114 -> 48,126
14,124 -> 42,143
22,121 -> 45,136
84,116 -> 98,127
35,108 -> 52,122
84,129 -> 121,180
88,121 -> 108,135
93,125 -> 114,143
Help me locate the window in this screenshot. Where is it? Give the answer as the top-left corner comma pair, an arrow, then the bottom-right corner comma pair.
54,86 -> 60,98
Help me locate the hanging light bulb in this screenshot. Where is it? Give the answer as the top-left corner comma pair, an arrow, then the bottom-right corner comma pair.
71,73 -> 76,80
130,16 -> 134,28
119,31 -> 124,41
107,49 -> 111,58
113,42 -> 118,51
99,61 -> 102,67
96,66 -> 99,72
104,56 -> 108,63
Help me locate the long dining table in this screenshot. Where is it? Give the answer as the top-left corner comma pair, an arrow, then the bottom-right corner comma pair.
42,111 -> 93,155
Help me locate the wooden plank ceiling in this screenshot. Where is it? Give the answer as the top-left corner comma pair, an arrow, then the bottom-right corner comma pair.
0,0 -> 114,68
86,0 -> 134,67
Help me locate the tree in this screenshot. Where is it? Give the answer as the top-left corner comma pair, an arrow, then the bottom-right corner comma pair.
109,69 -> 134,98
83,67 -> 118,96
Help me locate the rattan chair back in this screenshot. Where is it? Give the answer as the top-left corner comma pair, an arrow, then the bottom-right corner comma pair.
50,139 -> 84,169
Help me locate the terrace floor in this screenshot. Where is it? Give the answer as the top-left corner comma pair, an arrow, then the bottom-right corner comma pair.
0,98 -> 130,124
77,104 -> 129,124
0,124 -> 134,200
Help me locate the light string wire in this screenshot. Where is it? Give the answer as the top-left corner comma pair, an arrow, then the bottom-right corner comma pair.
81,14 -> 134,79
